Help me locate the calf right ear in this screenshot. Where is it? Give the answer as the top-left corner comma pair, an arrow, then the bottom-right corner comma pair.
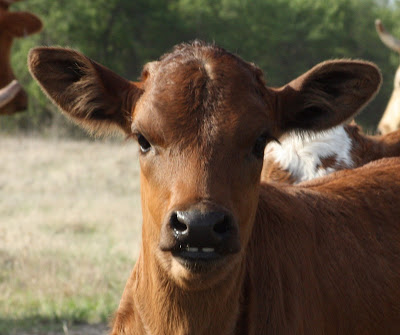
274,60 -> 382,133
28,47 -> 143,135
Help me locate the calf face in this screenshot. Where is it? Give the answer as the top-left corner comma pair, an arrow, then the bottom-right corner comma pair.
28,42 -> 381,289
0,0 -> 42,115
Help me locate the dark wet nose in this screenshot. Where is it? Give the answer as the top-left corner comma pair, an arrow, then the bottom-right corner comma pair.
171,210 -> 234,247
159,208 -> 240,255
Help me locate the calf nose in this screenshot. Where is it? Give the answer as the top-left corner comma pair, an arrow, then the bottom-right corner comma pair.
169,210 -> 237,249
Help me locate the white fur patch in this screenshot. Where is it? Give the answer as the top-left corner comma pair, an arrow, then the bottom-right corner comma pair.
265,126 -> 354,183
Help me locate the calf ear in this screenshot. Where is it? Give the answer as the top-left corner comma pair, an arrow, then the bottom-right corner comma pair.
28,47 -> 143,135
0,12 -> 42,37
275,60 -> 381,133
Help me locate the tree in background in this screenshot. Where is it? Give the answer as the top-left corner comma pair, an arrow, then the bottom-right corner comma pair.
1,0 -> 400,135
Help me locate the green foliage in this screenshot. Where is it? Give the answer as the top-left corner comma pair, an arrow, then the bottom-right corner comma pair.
2,0 -> 400,133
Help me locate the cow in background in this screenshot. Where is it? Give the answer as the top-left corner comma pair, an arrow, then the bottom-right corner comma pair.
260,19 -> 400,184
262,123 -> 400,184
376,19 -> 400,134
0,0 -> 42,115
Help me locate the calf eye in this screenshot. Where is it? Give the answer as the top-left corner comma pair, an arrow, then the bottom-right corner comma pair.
252,134 -> 270,159
137,134 -> 151,153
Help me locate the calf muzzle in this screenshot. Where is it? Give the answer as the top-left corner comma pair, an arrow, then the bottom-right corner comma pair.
159,205 -> 240,262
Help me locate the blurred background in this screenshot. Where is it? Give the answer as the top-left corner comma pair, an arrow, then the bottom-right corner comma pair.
2,0 -> 400,334
3,0 -> 400,135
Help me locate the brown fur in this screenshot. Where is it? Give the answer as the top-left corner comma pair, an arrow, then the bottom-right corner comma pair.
0,0 -> 41,115
261,159 -> 298,184
28,41 -> 400,334
317,154 -> 339,170
348,124 -> 400,165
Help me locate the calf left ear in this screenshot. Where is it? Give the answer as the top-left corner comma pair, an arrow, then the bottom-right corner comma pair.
275,60 -> 381,133
0,12 -> 42,37
28,47 -> 143,135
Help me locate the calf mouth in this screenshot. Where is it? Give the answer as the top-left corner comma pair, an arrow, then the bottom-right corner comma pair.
171,245 -> 238,273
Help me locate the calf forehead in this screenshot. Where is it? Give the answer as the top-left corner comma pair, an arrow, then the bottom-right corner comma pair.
134,42 -> 270,146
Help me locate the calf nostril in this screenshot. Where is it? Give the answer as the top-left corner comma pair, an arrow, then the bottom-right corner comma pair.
170,212 -> 188,233
213,216 -> 231,235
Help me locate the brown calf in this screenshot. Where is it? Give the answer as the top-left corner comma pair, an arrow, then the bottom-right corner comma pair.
0,0 -> 42,115
376,19 -> 400,134
29,42 -> 400,335
262,123 -> 400,183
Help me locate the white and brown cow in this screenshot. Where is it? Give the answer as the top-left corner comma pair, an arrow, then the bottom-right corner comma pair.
262,123 -> 400,183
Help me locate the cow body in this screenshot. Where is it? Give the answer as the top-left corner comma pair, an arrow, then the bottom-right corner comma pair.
28,41 -> 400,334
113,157 -> 400,335
263,123 -> 400,183
257,159 -> 400,335
0,0 -> 42,115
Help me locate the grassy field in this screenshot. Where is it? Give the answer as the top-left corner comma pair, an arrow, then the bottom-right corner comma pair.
0,135 -> 142,335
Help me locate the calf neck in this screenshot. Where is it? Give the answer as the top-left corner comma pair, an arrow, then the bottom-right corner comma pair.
28,41 -> 400,334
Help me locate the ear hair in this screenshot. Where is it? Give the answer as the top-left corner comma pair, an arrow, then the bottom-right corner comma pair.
276,60 -> 382,133
28,47 -> 143,136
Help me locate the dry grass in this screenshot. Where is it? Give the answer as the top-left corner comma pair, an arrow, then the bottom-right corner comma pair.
0,135 -> 142,334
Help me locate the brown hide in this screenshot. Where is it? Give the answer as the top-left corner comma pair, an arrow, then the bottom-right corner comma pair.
28,42 -> 400,335
0,0 -> 42,115
254,157 -> 400,335
349,125 -> 400,165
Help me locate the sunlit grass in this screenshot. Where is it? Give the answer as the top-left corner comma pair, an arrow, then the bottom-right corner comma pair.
0,135 -> 142,334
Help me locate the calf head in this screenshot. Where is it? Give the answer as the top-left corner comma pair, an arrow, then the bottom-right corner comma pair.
28,42 -> 381,289
0,0 -> 42,115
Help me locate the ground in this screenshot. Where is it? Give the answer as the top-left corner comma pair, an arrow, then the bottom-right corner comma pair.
12,323 -> 108,335
0,135 -> 142,335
